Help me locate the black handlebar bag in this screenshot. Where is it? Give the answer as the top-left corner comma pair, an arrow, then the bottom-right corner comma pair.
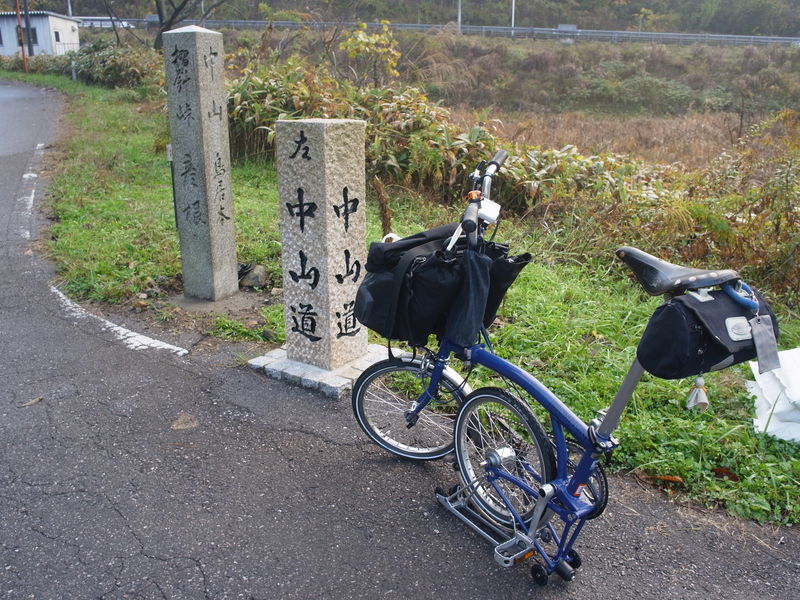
354,224 -> 530,347
354,223 -> 462,346
637,289 -> 779,380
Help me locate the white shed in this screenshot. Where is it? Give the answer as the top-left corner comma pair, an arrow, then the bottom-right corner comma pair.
0,11 -> 80,56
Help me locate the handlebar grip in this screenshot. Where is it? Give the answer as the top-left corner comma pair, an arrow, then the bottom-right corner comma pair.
461,201 -> 480,248
489,150 -> 508,170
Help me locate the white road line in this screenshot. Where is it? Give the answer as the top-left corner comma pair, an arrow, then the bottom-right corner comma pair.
28,144 -> 187,356
18,143 -> 46,239
50,286 -> 190,357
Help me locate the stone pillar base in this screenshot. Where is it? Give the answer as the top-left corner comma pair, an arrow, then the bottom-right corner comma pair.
247,344 -> 388,400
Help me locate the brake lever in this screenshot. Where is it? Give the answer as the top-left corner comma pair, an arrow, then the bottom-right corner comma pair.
469,161 -> 487,185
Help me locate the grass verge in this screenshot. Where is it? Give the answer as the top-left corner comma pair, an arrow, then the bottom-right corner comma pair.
9,70 -> 799,524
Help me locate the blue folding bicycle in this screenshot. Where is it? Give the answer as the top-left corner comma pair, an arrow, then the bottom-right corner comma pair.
352,151 -> 772,586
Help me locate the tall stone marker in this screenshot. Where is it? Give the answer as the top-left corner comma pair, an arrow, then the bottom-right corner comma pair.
164,26 -> 238,301
276,119 -> 368,371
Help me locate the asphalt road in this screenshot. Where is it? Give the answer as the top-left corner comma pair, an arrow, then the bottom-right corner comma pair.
1,79 -> 798,600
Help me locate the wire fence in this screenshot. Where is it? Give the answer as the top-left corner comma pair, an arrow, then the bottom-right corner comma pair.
109,17 -> 800,47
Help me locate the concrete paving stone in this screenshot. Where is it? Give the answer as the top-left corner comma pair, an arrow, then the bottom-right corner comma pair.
280,362 -> 309,384
247,355 -> 272,370
351,356 -> 380,371
264,358 -> 295,380
333,366 -> 361,381
316,372 -> 351,399
267,347 -> 287,360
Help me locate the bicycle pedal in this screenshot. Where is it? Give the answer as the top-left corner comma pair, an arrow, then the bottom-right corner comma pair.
494,532 -> 536,568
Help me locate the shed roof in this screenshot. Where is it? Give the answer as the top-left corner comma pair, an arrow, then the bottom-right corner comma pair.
0,11 -> 82,23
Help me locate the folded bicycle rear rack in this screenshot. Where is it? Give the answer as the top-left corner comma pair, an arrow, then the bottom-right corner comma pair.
436,481 -> 582,585
436,484 -> 539,569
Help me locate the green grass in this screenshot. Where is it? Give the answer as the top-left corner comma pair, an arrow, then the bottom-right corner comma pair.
209,315 -> 271,341
489,258 -> 800,523
13,71 -> 800,524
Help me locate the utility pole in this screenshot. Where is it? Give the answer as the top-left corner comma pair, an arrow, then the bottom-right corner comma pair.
66,0 -> 72,17
15,0 -> 28,72
457,0 -> 462,34
22,0 -> 33,57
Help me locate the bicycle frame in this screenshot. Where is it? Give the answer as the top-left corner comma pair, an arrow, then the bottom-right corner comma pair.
415,337 -> 645,571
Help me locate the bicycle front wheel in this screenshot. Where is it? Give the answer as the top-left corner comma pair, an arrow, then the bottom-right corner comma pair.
352,355 -> 469,460
454,387 -> 555,527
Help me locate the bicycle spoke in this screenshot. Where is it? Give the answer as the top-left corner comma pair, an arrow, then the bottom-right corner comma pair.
353,358 -> 467,460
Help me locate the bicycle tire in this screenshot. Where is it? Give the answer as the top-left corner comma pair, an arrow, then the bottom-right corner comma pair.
454,387 -> 555,527
352,355 -> 470,460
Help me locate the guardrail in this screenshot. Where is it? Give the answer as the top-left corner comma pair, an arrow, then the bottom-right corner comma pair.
112,18 -> 800,47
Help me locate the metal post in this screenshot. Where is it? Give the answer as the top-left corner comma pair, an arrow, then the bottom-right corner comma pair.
597,359 -> 645,438
511,0 -> 516,37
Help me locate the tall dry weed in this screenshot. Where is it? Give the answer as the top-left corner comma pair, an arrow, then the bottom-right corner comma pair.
452,110 -> 744,168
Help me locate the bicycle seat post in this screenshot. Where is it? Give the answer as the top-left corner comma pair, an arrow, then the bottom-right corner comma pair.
593,359 -> 646,440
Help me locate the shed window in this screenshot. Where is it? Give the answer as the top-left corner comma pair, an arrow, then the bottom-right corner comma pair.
18,27 -> 38,46
54,31 -> 61,43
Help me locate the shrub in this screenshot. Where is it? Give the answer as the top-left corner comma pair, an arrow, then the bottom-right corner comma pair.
0,52 -> 70,75
0,41 -> 162,90
684,109 -> 800,297
72,41 -> 162,89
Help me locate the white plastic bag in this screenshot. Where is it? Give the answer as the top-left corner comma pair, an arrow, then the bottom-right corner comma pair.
747,347 -> 800,443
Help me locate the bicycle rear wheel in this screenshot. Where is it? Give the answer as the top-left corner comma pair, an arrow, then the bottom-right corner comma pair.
454,387 -> 555,527
352,355 -> 469,460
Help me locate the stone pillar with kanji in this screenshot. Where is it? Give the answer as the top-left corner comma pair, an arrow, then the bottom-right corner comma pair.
276,119 -> 368,370
164,25 -> 238,301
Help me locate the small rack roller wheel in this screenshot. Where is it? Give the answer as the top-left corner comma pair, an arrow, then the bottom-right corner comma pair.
566,549 -> 582,569
554,560 -> 575,582
530,564 -> 548,587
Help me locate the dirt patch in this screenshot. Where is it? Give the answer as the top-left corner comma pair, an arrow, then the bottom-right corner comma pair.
80,287 -> 281,364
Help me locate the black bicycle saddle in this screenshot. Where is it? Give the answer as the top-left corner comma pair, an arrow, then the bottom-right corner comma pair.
615,246 -> 740,296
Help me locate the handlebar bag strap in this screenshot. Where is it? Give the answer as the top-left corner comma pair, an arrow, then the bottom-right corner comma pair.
363,222 -> 460,271
444,249 -> 493,348
637,288 -> 779,380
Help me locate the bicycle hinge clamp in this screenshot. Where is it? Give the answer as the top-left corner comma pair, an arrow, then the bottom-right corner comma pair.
587,425 -> 618,455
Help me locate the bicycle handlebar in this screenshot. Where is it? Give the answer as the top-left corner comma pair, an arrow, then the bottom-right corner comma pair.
460,150 -> 508,248
462,200 -> 480,248
487,150 -> 508,174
